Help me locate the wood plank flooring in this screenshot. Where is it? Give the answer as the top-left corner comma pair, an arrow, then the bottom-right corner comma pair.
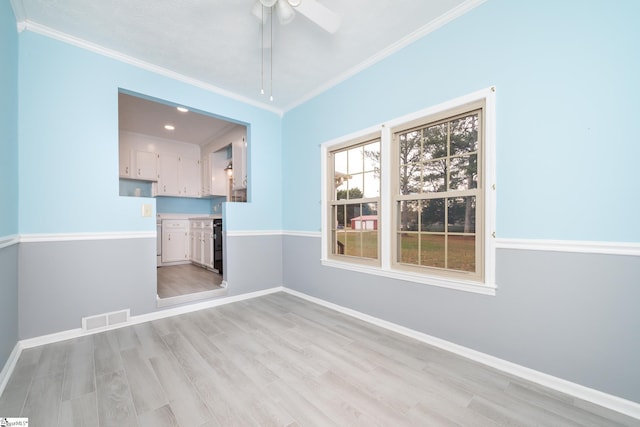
157,264 -> 222,299
1,292 -> 638,426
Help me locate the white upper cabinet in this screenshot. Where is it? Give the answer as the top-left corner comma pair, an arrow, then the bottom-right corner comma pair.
119,146 -> 132,178
232,136 -> 247,191
201,153 -> 211,195
119,140 -> 157,182
134,150 -> 158,181
157,153 -> 180,196
210,150 -> 229,197
180,157 -> 201,198
157,154 -> 201,197
202,150 -> 228,197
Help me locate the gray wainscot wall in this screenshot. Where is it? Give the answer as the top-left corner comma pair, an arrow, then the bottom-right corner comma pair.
0,244 -> 19,369
17,233 -> 284,340
224,234 -> 283,295
19,237 -> 158,339
282,234 -> 640,404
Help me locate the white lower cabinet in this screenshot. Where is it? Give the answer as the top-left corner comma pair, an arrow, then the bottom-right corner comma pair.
161,220 -> 189,263
189,219 -> 214,268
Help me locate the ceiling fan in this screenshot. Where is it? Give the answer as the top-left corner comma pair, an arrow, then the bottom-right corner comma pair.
251,0 -> 341,34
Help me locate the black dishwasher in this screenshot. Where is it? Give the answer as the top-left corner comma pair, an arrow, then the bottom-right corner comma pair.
213,219 -> 223,274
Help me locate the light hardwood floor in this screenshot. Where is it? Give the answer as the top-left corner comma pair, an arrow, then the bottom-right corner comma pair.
0,292 -> 638,426
157,264 -> 223,299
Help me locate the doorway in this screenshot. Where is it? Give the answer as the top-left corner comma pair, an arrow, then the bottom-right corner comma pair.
117,90 -> 248,306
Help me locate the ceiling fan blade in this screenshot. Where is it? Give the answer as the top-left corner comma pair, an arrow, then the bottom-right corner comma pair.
295,0 -> 341,34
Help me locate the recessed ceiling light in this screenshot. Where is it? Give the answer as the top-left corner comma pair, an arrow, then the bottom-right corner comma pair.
164,124 -> 175,131
176,106 -> 188,113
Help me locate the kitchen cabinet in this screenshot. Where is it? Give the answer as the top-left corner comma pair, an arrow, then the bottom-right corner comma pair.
203,150 -> 228,197
180,157 -> 201,197
134,150 -> 158,181
189,219 -> 214,269
161,219 -> 189,263
201,153 -> 211,195
157,154 -> 180,195
190,223 -> 202,264
119,147 -> 131,178
157,154 -> 201,197
119,149 -> 157,182
232,136 -> 247,191
213,150 -> 229,196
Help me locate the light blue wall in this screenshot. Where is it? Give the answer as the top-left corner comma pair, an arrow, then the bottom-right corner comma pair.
282,0 -> 640,243
0,0 -> 19,372
281,0 -> 640,405
18,31 -> 282,234
13,29 -> 284,340
0,0 -> 18,237
156,196 -> 211,215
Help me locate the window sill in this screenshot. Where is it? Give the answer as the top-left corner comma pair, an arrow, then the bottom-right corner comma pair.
320,258 -> 496,296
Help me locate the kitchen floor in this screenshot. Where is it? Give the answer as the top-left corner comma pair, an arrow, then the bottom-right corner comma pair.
156,264 -> 222,299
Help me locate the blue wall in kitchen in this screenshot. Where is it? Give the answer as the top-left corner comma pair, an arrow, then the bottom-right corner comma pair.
156,196 -> 212,215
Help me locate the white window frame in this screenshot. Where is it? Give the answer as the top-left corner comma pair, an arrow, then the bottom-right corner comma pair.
327,133 -> 382,266
321,87 -> 496,296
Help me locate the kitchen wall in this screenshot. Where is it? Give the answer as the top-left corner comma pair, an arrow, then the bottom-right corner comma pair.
16,29 -> 283,338
0,1 -> 19,370
282,0 -> 640,403
156,197 -> 211,215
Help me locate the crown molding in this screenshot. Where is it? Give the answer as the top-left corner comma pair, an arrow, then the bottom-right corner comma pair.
19,20 -> 284,116
9,0 -> 26,31
283,0 -> 487,112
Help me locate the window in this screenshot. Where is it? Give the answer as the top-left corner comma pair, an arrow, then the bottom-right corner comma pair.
321,88 -> 496,295
328,135 -> 381,263
393,104 -> 483,282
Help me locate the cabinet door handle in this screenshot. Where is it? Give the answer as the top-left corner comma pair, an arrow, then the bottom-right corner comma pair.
125,166 -> 129,174
138,168 -> 141,175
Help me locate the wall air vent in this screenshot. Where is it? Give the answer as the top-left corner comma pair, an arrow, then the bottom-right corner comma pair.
82,309 -> 130,332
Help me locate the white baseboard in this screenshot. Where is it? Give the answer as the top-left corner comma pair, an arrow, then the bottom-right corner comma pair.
0,343 -> 21,399
5,285 -> 638,420
2,287 -> 286,396
19,286 -> 284,350
282,288 -> 640,420
156,288 -> 228,308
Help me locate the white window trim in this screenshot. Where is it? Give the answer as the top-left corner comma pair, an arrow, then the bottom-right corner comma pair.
321,87 -> 497,296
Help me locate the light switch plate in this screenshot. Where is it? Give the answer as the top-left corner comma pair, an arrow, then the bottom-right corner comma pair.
141,204 -> 152,217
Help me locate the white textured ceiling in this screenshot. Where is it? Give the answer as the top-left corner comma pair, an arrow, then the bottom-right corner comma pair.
11,0 -> 479,113
118,92 -> 243,145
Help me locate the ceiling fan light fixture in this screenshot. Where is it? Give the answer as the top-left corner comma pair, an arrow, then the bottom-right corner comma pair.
251,0 -> 265,21
276,0 -> 295,25
287,0 -> 302,7
259,0 -> 277,7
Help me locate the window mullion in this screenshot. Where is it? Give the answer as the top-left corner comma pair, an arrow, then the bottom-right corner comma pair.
380,125 -> 392,270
